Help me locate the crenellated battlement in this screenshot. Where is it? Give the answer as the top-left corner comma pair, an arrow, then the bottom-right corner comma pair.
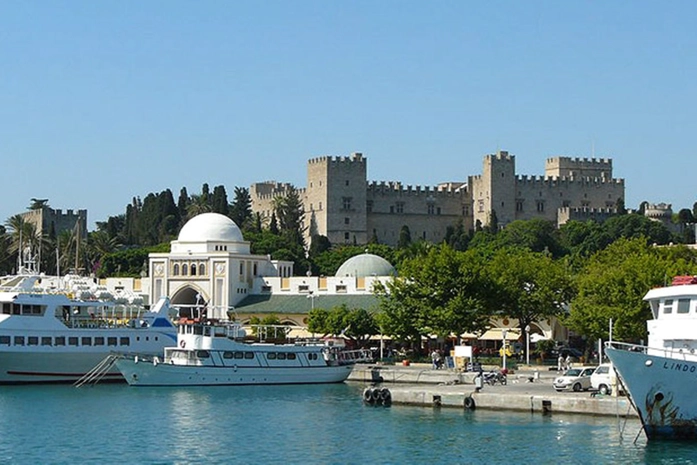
485,150 -> 514,162
367,181 -> 463,197
547,156 -> 612,167
308,152 -> 365,166
515,175 -> 624,187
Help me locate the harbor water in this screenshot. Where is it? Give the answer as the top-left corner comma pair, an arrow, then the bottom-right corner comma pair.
1,383 -> 696,464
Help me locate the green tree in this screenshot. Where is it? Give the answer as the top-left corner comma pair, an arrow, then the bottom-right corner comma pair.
397,225 -> 412,249
229,187 -> 253,230
488,247 -> 575,361
566,238 -> 697,343
210,185 -> 229,216
376,245 -> 493,344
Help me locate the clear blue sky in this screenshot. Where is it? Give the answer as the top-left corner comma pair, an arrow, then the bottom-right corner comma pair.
2,1 -> 695,229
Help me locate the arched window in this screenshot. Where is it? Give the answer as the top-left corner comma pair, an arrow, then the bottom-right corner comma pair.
173,264 -> 180,276
191,264 -> 197,276
182,264 -> 188,276
199,263 -> 206,275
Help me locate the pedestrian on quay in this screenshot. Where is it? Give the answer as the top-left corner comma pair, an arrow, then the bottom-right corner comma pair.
557,354 -> 564,371
565,354 -> 572,370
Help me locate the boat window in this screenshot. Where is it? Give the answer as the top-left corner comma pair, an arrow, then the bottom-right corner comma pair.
287,353 -> 296,360
0,336 -> 9,345
68,337 -> 78,346
277,353 -> 287,360
107,337 -> 117,346
267,353 -> 277,360
244,352 -> 254,359
677,299 -> 691,314
120,337 -> 130,346
234,351 -> 244,359
28,336 -> 38,346
94,337 -> 105,346
2,303 -> 10,314
223,351 -> 234,359
203,327 -> 211,337
194,325 -> 203,335
195,350 -> 210,359
663,299 -> 674,314
12,304 -> 20,315
41,337 -> 52,346
82,337 -> 92,346
14,336 -> 24,346
55,336 -> 66,346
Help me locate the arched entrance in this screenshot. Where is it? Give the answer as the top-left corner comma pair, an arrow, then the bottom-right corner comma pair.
171,286 -> 209,319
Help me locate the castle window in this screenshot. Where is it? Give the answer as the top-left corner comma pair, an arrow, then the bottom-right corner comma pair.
427,204 -> 434,215
344,232 -> 350,241
390,206 -> 395,214
478,200 -> 484,213
344,217 -> 350,225
501,202 -> 505,208
563,201 -> 570,208
366,200 -> 373,213
536,201 -> 545,212
342,197 -> 352,211
396,202 -> 404,214
310,203 -> 313,211
516,201 -> 523,212
319,202 -> 323,210
437,207 -> 441,215
345,180 -> 349,186
463,205 -> 470,216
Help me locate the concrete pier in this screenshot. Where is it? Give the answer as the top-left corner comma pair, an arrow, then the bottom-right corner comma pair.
349,363 -> 637,418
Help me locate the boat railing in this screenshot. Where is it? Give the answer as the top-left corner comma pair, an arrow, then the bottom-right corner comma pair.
606,340 -> 697,360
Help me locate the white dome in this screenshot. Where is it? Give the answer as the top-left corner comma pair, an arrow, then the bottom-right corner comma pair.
178,213 -> 244,243
335,253 -> 396,278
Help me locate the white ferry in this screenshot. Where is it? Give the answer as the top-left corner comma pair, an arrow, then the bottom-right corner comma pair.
113,319 -> 372,386
606,275 -> 697,440
0,272 -> 176,384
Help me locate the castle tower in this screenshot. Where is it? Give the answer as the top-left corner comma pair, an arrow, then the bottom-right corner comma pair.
305,153 -> 367,245
470,151 -> 516,228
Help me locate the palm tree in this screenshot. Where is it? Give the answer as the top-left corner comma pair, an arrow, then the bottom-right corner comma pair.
186,194 -> 212,219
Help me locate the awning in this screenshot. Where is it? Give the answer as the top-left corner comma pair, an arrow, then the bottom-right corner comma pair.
462,328 -> 522,341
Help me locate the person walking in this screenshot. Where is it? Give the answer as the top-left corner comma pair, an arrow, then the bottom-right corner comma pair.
565,354 -> 572,370
557,354 -> 564,371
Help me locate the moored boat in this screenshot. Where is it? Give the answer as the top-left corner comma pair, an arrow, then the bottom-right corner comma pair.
114,319 -> 372,386
606,275 -> 697,440
0,271 -> 177,384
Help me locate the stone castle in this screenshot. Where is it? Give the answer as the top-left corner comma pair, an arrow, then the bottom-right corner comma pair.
250,150 -> 625,247
20,206 -> 88,239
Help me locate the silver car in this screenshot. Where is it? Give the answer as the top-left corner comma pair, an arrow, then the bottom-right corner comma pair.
553,367 -> 596,392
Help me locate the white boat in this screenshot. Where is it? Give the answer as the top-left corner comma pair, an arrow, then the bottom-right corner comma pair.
114,319 -> 372,386
606,275 -> 697,440
0,272 -> 177,384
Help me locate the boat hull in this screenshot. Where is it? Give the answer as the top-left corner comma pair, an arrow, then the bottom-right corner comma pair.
0,351 -> 125,384
115,358 -> 355,386
606,347 -> 697,440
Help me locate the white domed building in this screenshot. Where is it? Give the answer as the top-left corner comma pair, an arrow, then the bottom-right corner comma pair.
148,213 -> 293,320
232,252 -> 395,328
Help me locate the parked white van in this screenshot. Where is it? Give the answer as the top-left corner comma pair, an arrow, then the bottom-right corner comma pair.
591,363 -> 617,395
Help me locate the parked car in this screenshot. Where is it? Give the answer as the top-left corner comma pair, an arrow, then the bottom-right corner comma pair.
591,363 -> 617,395
553,366 -> 596,392
552,347 -> 584,360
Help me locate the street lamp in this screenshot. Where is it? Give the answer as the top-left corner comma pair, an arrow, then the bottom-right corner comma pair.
525,325 -> 531,366
307,291 -> 316,310
502,329 -> 508,371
